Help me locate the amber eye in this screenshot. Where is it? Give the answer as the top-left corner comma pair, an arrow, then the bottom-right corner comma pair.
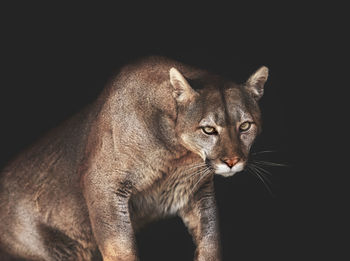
202,126 -> 218,135
239,122 -> 252,132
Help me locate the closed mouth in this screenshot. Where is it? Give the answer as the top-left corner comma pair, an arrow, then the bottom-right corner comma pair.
213,162 -> 245,177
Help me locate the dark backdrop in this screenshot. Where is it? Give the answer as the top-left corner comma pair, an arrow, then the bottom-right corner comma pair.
1,3 -> 341,261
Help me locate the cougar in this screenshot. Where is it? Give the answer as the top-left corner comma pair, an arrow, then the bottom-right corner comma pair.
0,56 -> 269,261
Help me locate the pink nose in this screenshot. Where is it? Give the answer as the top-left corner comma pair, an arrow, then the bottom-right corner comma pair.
222,157 -> 240,168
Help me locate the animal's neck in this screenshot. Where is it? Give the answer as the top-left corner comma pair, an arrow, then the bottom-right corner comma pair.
169,149 -> 203,169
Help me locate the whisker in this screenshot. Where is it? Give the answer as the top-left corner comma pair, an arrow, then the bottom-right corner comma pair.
180,161 -> 212,180
191,166 -> 212,180
191,170 -> 211,195
251,150 -> 278,155
253,160 -> 288,167
183,163 -> 208,173
255,172 -> 273,196
250,163 -> 273,176
252,166 -> 273,185
247,165 -> 274,196
178,164 -> 207,178
180,163 -> 208,173
190,168 -> 212,195
183,162 -> 207,170
183,167 -> 209,181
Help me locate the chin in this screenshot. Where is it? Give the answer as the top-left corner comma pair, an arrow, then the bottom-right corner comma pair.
215,171 -> 239,177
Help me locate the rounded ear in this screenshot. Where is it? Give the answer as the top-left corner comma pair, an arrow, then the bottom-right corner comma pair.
246,66 -> 269,100
169,67 -> 197,103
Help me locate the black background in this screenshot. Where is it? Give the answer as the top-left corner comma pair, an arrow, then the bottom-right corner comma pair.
1,2 -> 344,261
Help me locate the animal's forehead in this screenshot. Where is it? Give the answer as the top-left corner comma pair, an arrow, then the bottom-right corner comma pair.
198,87 -> 251,124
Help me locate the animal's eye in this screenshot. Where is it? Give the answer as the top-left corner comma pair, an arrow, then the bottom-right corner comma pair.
239,121 -> 252,132
202,126 -> 218,135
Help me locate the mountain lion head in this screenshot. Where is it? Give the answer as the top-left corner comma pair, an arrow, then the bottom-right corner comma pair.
170,66 -> 268,177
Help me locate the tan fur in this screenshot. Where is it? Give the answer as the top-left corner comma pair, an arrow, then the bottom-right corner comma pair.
0,56 -> 267,260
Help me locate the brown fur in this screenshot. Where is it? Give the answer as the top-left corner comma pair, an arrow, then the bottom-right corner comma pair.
0,56 -> 268,260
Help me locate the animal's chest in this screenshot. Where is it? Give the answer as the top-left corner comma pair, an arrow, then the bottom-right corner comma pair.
130,164 -> 211,225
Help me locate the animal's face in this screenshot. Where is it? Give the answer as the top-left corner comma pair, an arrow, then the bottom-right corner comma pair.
170,67 -> 268,177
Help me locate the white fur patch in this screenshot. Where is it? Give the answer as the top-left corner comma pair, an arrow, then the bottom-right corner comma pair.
214,162 -> 244,177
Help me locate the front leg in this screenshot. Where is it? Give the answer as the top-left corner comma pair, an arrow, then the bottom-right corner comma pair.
179,180 -> 221,261
83,172 -> 138,261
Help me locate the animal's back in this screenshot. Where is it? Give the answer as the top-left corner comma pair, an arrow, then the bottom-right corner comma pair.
0,102 -> 99,259
0,56 -> 204,260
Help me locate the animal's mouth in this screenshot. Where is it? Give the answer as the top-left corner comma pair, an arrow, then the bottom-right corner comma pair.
205,158 -> 246,177
214,162 -> 245,177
